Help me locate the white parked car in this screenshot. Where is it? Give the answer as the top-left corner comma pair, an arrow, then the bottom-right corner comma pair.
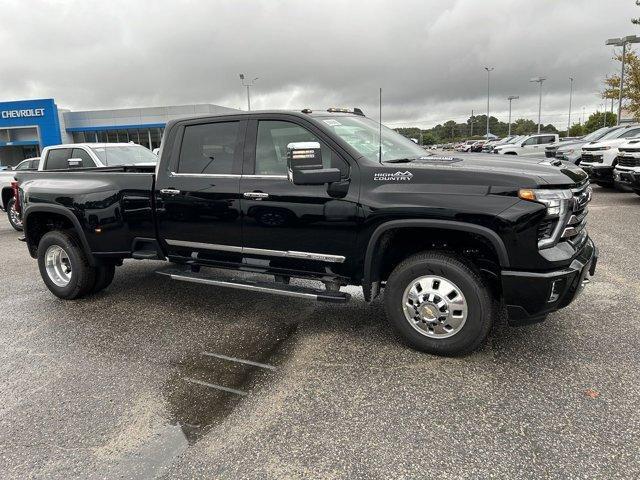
613,138 -> 640,195
456,140 -> 476,152
0,157 -> 40,230
494,134 -> 559,156
578,124 -> 640,187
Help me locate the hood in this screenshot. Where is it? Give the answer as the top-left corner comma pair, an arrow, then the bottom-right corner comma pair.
378,154 -> 587,188
556,140 -> 587,152
583,138 -> 629,149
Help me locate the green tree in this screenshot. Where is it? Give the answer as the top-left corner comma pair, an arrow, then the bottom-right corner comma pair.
602,49 -> 640,120
568,123 -> 585,136
421,132 -> 438,145
583,111 -> 617,134
512,118 -> 537,135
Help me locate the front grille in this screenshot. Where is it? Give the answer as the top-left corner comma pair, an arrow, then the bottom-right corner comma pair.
581,153 -> 603,163
617,155 -> 640,167
560,184 -> 591,242
619,145 -> 640,153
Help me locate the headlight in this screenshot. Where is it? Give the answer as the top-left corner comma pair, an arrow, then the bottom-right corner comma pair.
519,188 -> 572,217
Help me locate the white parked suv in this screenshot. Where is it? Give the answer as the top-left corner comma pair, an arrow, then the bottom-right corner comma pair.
577,124 -> 640,188
613,138 -> 640,195
494,134 -> 559,156
39,143 -> 158,171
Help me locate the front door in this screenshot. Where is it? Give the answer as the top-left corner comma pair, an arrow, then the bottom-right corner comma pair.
239,116 -> 358,276
156,117 -> 246,262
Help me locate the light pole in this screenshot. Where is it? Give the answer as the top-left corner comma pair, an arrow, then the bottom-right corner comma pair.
484,67 -> 494,140
605,35 -> 640,125
567,77 -> 574,135
507,95 -> 519,136
530,76 -> 546,134
239,73 -> 258,111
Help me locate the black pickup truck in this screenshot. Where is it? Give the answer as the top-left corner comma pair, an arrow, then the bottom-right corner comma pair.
14,109 -> 597,355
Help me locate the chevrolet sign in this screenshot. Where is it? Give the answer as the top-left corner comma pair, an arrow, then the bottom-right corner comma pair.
1,108 -> 45,119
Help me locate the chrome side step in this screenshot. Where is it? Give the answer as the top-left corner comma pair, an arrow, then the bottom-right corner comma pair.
157,268 -> 350,303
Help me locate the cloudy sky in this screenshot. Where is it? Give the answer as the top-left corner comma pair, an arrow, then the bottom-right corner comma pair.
0,0 -> 638,129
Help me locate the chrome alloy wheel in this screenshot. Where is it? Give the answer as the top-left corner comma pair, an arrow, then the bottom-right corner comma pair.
402,275 -> 468,339
9,203 -> 22,229
45,245 -> 72,287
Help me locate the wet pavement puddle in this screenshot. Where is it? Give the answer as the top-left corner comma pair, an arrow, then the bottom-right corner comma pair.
103,322 -> 298,478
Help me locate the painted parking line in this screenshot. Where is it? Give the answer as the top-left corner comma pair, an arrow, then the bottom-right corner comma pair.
201,351 -> 276,371
183,377 -> 247,396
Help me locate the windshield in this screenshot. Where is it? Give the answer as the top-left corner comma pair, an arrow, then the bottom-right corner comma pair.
598,126 -> 631,141
582,127 -> 610,142
318,116 -> 428,162
90,145 -> 158,166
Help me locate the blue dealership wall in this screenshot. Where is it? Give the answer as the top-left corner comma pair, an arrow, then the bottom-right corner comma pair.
0,98 -> 62,147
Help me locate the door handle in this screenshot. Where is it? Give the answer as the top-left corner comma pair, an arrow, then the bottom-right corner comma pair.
243,192 -> 269,200
160,188 -> 181,196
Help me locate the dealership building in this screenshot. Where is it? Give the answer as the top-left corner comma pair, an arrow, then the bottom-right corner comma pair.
0,98 -> 238,167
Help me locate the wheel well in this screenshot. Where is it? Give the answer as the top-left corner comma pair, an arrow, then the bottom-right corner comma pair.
504,151 -> 517,155
24,212 -> 76,258
1,187 -> 12,209
370,227 -> 502,293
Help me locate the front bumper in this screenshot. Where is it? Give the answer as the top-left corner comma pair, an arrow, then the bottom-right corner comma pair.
613,167 -> 640,188
581,164 -> 614,184
501,237 -> 598,325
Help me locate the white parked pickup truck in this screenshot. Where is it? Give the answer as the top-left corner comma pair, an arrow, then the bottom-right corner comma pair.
577,124 -> 640,188
494,133 -> 559,156
38,143 -> 158,171
613,138 -> 640,195
0,157 -> 40,230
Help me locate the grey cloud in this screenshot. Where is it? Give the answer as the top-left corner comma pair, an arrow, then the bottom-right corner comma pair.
0,0 -> 637,129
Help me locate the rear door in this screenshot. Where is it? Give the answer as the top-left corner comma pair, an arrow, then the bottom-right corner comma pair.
239,115 -> 358,275
155,117 -> 246,262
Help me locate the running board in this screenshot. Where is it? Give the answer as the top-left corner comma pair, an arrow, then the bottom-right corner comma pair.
157,268 -> 350,303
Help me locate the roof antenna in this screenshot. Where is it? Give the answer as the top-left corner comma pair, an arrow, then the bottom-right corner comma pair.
378,87 -> 382,164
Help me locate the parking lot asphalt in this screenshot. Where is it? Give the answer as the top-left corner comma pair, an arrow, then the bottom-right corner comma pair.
1,186 -> 639,479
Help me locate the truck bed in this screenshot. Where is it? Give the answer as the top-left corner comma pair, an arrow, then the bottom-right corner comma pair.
16,167 -> 157,258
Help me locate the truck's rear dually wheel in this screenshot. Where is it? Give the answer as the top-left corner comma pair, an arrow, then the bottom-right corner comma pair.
384,252 -> 494,355
37,231 -> 96,300
7,198 -> 23,231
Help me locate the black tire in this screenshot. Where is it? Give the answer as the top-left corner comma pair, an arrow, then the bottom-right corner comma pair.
90,264 -> 116,294
384,252 -> 494,356
6,198 -> 23,231
37,230 -> 96,300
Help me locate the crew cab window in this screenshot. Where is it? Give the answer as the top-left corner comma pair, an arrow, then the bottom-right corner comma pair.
178,121 -> 239,175
44,148 -> 72,170
537,136 -> 556,144
255,120 -> 347,176
29,159 -> 40,169
71,148 -> 96,168
522,138 -> 537,146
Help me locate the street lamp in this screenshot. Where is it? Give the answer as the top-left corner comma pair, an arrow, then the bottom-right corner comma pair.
567,77 -> 574,135
239,73 -> 259,111
530,76 -> 546,134
605,35 -> 640,125
507,95 -> 519,136
484,67 -> 494,140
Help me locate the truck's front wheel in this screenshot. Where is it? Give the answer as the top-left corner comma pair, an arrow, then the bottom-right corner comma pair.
37,231 -> 96,300
384,252 -> 494,356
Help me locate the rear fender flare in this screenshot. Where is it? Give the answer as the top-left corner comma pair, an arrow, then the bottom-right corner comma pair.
23,204 -> 97,266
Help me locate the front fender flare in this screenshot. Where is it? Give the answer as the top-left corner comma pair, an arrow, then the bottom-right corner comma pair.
362,219 -> 510,301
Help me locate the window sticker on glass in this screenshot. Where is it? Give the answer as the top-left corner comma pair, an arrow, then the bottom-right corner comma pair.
323,119 -> 342,127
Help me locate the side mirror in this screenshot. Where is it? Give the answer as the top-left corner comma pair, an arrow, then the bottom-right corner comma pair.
67,158 -> 83,168
286,142 -> 341,185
